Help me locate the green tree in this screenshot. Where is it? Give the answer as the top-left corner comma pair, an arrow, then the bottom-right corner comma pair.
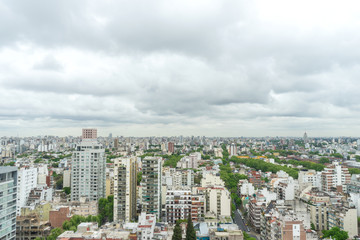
319,157 -> 330,164
3,162 -> 15,166
311,222 -> 316,230
349,168 -> 360,175
98,195 -> 114,224
185,214 -> 196,240
322,227 -> 348,240
243,232 -> 256,240
63,187 -> 71,195
137,172 -> 142,186
172,221 -> 182,240
163,154 -> 183,168
331,153 -> 343,159
47,227 -> 63,240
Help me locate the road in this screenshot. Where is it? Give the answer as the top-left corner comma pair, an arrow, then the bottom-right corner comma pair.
233,209 -> 259,240
234,209 -> 249,232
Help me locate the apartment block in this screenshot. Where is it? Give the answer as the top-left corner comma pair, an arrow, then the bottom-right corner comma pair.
17,167 -> 37,215
81,129 -> 97,139
141,157 -> 162,218
165,188 -> 191,224
321,162 -> 350,192
328,203 -> 358,238
71,138 -> 105,202
0,167 -> 17,240
16,214 -> 51,240
206,187 -> 231,218
113,157 -> 137,223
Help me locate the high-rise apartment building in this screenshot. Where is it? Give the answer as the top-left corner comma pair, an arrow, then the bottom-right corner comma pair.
229,143 -> 237,157
165,188 -> 191,224
168,142 -> 174,154
113,157 -> 137,223
141,156 -> 162,218
71,130 -> 105,202
0,167 -> 17,240
17,167 -> 38,215
81,129 -> 97,140
321,162 -> 351,192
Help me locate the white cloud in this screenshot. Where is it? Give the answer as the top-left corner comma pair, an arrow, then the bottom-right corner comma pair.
1,0 -> 360,136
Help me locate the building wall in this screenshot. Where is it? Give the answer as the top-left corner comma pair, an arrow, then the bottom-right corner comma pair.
16,215 -> 51,240
21,202 -> 51,221
0,167 -> 17,240
208,188 -> 231,217
71,140 -> 105,202
17,167 -> 38,215
82,128 -> 97,139
281,221 -> 306,240
63,170 -> 71,188
343,208 -> 358,238
49,207 -> 71,228
201,174 -> 224,188
141,157 -> 162,218
113,157 -> 137,223
165,188 -> 191,224
309,205 -> 327,231
106,177 -> 114,197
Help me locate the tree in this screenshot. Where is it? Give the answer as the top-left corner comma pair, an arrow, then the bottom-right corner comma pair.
349,168 -> 360,175
98,195 -> 114,225
47,227 -> 63,240
172,221 -> 182,240
137,172 -> 142,186
322,227 -> 348,240
319,157 -> 330,164
63,187 -> 71,195
311,222 -> 316,230
185,214 -> 196,240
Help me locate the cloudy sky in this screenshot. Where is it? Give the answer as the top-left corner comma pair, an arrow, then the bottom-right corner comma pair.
1,0 -> 360,137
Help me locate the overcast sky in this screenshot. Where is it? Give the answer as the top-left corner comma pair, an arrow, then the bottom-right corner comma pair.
1,0 -> 360,137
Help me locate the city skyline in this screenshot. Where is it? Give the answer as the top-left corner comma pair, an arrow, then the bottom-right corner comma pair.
1,0 -> 360,136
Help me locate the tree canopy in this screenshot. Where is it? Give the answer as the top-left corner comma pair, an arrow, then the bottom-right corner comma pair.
98,195 -> 114,225
172,221 -> 182,240
185,214 -> 196,240
322,227 -> 348,240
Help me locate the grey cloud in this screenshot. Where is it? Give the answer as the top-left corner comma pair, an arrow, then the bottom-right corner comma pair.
1,0 -> 360,136
33,55 -> 63,71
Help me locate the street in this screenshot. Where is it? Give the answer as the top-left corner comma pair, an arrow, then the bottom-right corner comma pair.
233,209 -> 259,240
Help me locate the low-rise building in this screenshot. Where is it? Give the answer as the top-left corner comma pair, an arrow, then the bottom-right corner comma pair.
16,214 -> 51,240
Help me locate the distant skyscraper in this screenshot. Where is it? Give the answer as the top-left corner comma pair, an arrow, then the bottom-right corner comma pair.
0,167 -> 17,240
113,157 -> 137,223
303,132 -> 308,143
71,129 -> 105,202
141,156 -> 162,218
82,128 -> 97,139
168,142 -> 174,154
229,143 -> 237,157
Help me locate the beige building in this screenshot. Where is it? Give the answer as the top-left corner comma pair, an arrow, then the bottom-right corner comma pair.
207,187 -> 231,218
16,214 -> 51,240
20,202 -> 51,221
328,204 -> 358,238
70,197 -> 98,216
201,174 -> 225,187
63,169 -> 71,188
209,230 -> 243,240
113,157 -> 137,223
106,170 -> 114,197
